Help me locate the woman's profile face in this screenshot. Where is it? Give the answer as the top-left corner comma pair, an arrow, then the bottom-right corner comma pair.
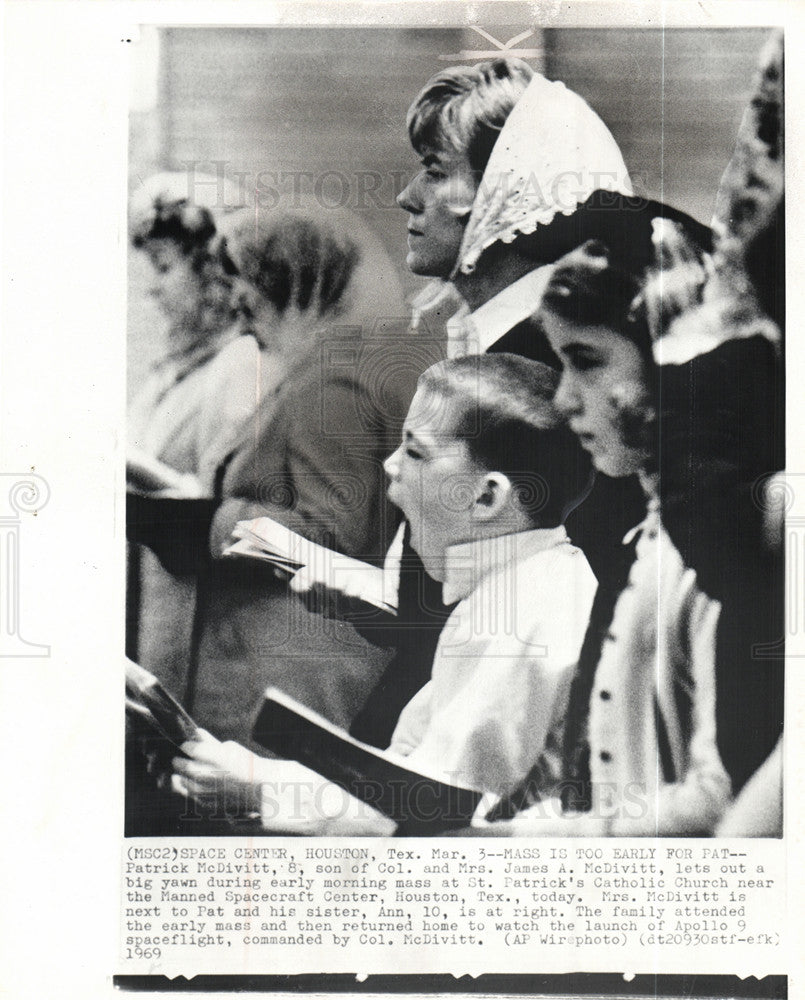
542,312 -> 654,478
145,239 -> 204,331
396,142 -> 478,279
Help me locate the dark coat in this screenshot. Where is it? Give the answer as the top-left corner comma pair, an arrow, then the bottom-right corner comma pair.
189,347 -> 402,749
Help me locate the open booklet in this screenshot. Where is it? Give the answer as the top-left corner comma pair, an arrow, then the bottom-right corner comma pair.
222,516 -> 397,615
252,687 -> 483,835
125,662 -> 482,835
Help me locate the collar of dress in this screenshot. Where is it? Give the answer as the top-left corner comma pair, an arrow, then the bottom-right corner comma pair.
445,264 -> 554,355
622,495 -> 660,547
441,524 -> 569,606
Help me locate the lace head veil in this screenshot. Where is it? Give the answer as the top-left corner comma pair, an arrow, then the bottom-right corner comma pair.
454,72 -> 633,278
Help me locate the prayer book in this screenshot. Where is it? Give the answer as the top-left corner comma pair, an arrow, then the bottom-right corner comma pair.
223,516 -> 397,615
125,659 -> 198,749
253,687 -> 483,835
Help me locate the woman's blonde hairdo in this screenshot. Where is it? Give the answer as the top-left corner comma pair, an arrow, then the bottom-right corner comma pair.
407,58 -> 534,174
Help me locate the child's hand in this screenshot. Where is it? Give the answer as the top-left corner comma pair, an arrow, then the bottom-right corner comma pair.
172,730 -> 262,817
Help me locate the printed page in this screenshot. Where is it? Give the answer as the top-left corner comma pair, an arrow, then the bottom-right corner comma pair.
0,4 -> 801,1000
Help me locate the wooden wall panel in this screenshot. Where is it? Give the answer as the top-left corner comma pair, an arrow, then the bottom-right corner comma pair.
545,28 -> 771,224
129,26 -> 774,395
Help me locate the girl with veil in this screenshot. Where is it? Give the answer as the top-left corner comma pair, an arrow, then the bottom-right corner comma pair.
470,32 -> 785,837
472,202 -> 737,835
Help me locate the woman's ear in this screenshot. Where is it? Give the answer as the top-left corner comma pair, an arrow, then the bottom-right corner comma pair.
446,201 -> 474,221
473,472 -> 513,521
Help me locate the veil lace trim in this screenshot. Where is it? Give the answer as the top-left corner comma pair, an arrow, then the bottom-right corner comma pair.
455,73 -> 633,276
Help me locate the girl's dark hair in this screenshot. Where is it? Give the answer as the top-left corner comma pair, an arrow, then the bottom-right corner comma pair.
541,194 -> 713,359
542,241 -> 655,359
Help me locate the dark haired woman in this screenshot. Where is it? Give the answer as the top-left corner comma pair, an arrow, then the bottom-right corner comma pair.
475,201 -> 737,836
127,173 -> 259,493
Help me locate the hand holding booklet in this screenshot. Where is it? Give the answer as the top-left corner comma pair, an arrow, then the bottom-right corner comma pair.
125,660 -> 481,835
223,516 -> 398,615
125,659 -> 198,748
252,687 -> 483,835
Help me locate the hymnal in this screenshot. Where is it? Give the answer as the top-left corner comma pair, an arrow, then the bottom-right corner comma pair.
224,516 -> 397,615
252,687 -> 482,835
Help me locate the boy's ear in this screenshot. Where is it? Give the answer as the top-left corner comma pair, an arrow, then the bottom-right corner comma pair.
473,472 -> 513,521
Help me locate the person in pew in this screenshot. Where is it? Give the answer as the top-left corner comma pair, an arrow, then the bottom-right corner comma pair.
472,201 -> 738,836
339,57 -> 646,749
127,172 -> 259,495
171,354 -> 597,834
151,206 -> 407,749
476,31 -> 786,832
126,173 -> 260,704
652,30 -> 784,813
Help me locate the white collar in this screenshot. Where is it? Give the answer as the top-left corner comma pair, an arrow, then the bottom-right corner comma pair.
442,525 -> 569,606
445,265 -> 554,355
622,496 -> 659,547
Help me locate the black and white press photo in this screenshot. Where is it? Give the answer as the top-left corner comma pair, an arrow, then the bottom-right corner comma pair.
5,3 -> 803,997
124,22 -> 785,841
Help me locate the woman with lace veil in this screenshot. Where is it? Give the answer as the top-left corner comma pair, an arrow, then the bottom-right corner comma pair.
350,58 -> 646,747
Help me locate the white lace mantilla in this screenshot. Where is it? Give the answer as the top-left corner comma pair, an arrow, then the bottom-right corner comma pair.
456,73 -> 633,276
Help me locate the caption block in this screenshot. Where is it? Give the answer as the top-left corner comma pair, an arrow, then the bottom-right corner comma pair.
120,839 -> 784,977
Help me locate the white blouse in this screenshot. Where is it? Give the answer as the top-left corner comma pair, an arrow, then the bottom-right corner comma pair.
496,505 -> 733,837
389,526 -> 596,796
